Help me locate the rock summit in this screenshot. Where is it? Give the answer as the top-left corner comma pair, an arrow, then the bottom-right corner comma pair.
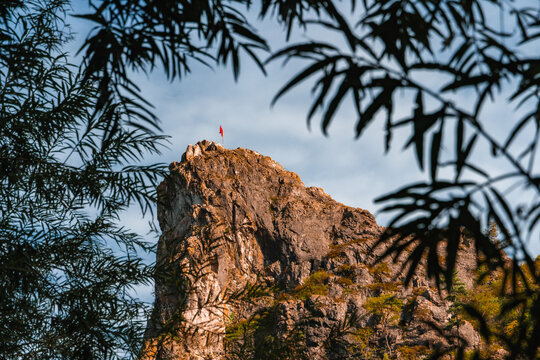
139,140 -> 480,360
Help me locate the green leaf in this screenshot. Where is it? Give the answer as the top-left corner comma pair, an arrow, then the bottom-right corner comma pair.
356,88 -> 391,139
430,121 -> 443,181
322,77 -> 350,135
457,133 -> 478,181
413,90 -> 425,170
441,74 -> 492,92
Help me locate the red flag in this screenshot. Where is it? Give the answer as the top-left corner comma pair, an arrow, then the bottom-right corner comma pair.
219,125 -> 223,138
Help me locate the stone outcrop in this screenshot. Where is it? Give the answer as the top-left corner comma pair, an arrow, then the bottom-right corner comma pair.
139,140 -> 480,360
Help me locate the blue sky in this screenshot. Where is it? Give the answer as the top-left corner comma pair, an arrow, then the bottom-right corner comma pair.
66,2 -> 539,301
67,3 -> 432,226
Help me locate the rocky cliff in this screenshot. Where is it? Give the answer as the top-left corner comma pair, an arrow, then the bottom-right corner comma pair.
139,140 -> 481,360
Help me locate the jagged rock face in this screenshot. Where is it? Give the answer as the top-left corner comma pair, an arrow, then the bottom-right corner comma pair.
139,140 -> 479,360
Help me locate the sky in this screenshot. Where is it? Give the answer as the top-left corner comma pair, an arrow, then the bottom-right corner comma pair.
67,2 -> 539,300
66,3 -> 433,228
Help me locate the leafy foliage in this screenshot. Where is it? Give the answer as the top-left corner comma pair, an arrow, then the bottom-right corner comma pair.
459,257 -> 540,359
445,271 -> 468,341
364,293 -> 403,327
292,269 -> 331,299
264,2 -> 539,357
224,305 -> 307,360
78,0 -> 539,344
2,0 -> 539,358
76,0 -> 270,136
0,1 -> 166,358
76,1 -> 540,355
